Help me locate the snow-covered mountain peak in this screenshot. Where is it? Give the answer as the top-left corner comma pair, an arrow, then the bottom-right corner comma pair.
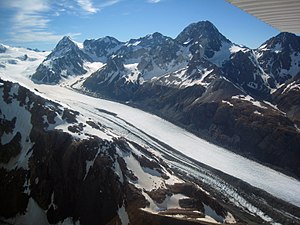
48,36 -> 80,58
56,36 -> 74,49
100,36 -> 120,44
175,20 -> 232,62
86,36 -> 122,47
176,20 -> 231,47
31,36 -> 93,84
59,35 -> 72,43
256,32 -> 300,85
144,32 -> 165,40
125,32 -> 174,49
83,36 -> 123,62
258,32 -> 300,54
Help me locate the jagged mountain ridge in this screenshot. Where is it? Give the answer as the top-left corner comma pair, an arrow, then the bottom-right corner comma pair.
83,36 -> 123,62
30,20 -> 300,178
32,20 -> 300,98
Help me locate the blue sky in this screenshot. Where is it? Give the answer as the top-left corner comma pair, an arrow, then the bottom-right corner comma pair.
0,0 -> 279,50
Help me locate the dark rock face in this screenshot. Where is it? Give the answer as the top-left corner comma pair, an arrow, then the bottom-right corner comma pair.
256,32 -> 300,85
30,132 -> 124,225
215,98 -> 300,177
0,168 -> 28,218
272,73 -> 300,126
0,132 -> 22,163
223,49 -> 271,99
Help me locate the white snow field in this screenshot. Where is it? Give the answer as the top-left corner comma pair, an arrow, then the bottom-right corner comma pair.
1,46 -> 300,215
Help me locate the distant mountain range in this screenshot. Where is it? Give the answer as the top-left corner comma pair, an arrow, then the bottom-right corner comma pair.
31,20 -> 300,178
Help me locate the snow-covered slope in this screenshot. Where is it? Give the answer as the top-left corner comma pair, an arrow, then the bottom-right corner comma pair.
0,44 -> 49,83
1,44 -> 300,225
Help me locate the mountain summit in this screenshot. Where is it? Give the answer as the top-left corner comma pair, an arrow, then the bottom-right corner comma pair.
83,36 -> 122,62
176,20 -> 231,57
31,36 -> 91,84
257,32 -> 300,85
